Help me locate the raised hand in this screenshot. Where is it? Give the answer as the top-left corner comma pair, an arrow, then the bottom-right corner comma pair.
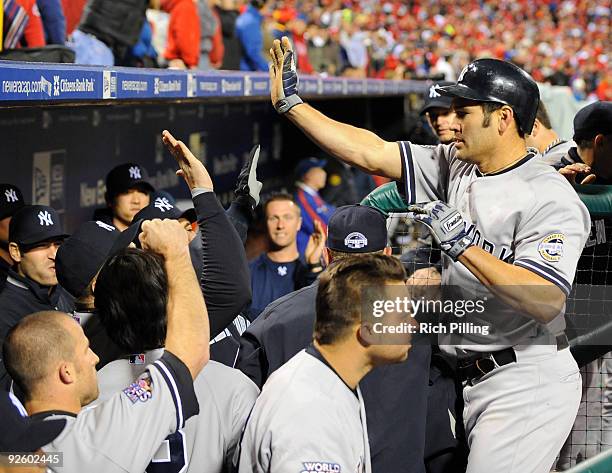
161,130 -> 214,190
269,36 -> 303,114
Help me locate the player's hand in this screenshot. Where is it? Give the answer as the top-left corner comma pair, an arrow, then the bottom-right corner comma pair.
269,36 -> 303,114
407,267 -> 442,286
558,163 -> 596,185
139,218 -> 190,258
408,201 -> 473,261
305,219 -> 326,267
162,130 -> 214,190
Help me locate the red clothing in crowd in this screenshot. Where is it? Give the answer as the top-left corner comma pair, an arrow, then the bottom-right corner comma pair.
161,0 -> 201,68
16,0 -> 45,47
61,0 -> 87,35
292,31 -> 313,74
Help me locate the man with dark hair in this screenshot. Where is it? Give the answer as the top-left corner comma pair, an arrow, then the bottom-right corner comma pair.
0,183 -> 25,292
0,204 -> 73,389
239,254 -> 413,472
270,38 -> 589,472
552,101 -> 612,185
100,162 -> 154,231
248,192 -> 324,321
2,218 -> 210,472
55,130 -> 252,369
94,244 -> 259,472
526,101 -> 575,164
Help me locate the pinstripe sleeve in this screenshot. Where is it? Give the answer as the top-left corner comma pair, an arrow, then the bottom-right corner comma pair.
397,141 -> 450,205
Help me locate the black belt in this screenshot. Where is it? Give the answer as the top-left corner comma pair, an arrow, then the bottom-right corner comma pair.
457,334 -> 569,385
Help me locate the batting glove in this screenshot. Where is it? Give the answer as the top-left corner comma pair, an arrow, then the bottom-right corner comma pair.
234,144 -> 263,210
274,48 -> 303,114
408,201 -> 473,261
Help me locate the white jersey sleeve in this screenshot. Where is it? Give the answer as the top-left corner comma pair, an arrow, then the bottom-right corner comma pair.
397,141 -> 453,204
513,177 -> 591,295
43,351 -> 199,473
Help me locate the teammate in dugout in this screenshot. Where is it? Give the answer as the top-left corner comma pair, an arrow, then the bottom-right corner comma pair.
1,218 -> 210,472
239,254 -> 413,473
269,36 -> 590,473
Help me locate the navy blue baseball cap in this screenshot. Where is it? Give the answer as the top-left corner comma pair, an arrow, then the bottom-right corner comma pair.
0,183 -> 25,221
327,205 -> 388,253
105,163 -> 155,203
295,158 -> 328,180
56,220 -> 140,298
420,82 -> 454,115
9,205 -> 69,247
0,390 -> 65,452
573,101 -> 612,142
134,196 -> 196,223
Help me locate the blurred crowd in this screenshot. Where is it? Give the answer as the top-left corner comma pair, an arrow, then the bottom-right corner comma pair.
1,0 -> 609,99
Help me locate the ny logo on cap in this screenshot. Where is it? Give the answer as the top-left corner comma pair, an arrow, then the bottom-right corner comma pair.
4,189 -> 18,203
96,221 -> 116,232
38,210 -> 54,226
129,166 -> 142,180
344,232 -> 368,249
154,197 -> 173,212
429,85 -> 441,98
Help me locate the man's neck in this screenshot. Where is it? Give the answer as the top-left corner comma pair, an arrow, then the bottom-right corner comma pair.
0,246 -> 12,266
540,129 -> 561,154
267,244 -> 299,263
477,138 -> 530,175
314,340 -> 372,390
26,393 -> 81,417
112,217 -> 129,232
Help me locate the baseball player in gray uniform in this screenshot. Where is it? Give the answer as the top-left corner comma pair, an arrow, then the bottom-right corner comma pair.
526,101 -> 575,166
239,254 -> 413,473
2,218 -> 210,472
269,36 -> 590,473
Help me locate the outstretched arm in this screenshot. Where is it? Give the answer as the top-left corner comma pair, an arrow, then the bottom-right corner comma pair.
270,37 -> 402,179
162,130 -> 252,338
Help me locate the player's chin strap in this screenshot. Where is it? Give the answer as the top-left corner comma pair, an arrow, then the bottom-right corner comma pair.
408,201 -> 474,262
274,50 -> 303,114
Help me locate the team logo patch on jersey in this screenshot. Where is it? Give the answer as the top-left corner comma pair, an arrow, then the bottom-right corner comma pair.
538,233 -> 565,262
300,461 -> 341,472
345,232 -> 368,249
122,373 -> 153,403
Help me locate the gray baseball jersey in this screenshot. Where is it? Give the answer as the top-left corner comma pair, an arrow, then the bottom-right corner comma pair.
540,139 -> 576,167
239,347 -> 371,473
398,142 -> 590,350
40,351 -> 199,473
96,349 -> 259,472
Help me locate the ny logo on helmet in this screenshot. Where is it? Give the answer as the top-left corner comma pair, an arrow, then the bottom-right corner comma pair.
129,166 -> 142,179
154,197 -> 173,212
429,85 -> 442,98
4,189 -> 18,203
38,211 -> 54,226
458,63 -> 477,83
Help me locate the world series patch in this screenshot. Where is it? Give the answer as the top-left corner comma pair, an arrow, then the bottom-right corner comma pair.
300,461 -> 341,472
122,373 -> 153,403
538,233 -> 565,262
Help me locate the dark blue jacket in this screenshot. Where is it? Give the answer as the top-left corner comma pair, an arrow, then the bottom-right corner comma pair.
37,0 -> 66,44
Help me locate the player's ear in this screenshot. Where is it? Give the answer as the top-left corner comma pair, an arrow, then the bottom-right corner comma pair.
383,247 -> 392,256
498,106 -> 514,134
58,361 -> 76,385
8,242 -> 22,263
530,119 -> 540,137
